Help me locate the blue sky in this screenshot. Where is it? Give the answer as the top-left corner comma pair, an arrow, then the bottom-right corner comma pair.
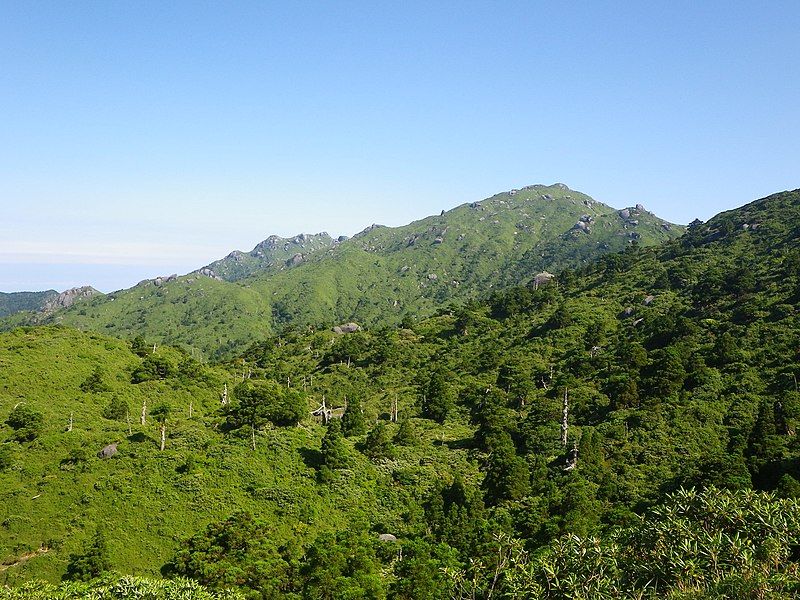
2,1 -> 799,292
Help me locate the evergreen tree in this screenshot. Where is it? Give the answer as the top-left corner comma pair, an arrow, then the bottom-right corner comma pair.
425,474 -> 488,556
6,404 -> 43,442
394,419 -> 418,446
80,365 -> 110,393
229,382 -> 272,450
363,422 -> 394,460
471,388 -> 515,452
65,531 -> 111,581
420,367 -> 453,423
102,394 -> 129,421
130,335 -> 150,357
320,419 -> 348,470
481,432 -> 530,505
341,396 -> 366,436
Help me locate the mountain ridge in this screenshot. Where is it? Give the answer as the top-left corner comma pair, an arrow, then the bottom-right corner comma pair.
2,184 -> 682,356
2,188 -> 800,596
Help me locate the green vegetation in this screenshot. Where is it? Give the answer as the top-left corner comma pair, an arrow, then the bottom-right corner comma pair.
0,574 -> 244,599
0,291 -> 56,319
5,184 -> 681,359
0,187 -> 799,598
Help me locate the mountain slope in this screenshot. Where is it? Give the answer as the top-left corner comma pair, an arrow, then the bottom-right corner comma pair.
0,291 -> 57,318
200,232 -> 341,282
12,184 -> 681,357
1,189 -> 799,595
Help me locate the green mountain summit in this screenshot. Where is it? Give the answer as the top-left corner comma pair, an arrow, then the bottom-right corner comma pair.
15,184 -> 681,358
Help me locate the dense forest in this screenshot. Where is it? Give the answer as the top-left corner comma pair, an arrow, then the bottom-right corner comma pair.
2,189 -> 800,598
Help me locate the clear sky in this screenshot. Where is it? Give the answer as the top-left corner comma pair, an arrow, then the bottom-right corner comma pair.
2,1 -> 799,292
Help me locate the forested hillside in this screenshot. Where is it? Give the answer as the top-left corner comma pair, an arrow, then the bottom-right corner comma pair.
10,184 -> 680,359
0,291 -> 57,319
1,189 -> 800,598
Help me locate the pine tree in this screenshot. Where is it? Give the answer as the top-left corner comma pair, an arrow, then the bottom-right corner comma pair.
364,422 -> 394,460
421,368 -> 453,423
321,419 -> 347,470
341,396 -> 366,436
394,420 -> 418,446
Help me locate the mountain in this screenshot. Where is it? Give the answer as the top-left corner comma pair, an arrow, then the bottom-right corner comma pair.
0,190 -> 800,600
0,291 -> 57,318
1,189 -> 799,597
17,184 -> 681,358
200,232 -> 342,281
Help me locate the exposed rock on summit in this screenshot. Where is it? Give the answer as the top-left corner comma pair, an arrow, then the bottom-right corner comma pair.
41,286 -> 100,314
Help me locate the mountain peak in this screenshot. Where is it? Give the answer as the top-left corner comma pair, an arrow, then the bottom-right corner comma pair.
41,286 -> 101,314
202,231 -> 338,282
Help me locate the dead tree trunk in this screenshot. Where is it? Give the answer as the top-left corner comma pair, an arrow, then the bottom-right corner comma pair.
251,424 -> 256,451
141,399 -> 147,426
67,412 -> 73,432
159,423 -> 166,451
221,383 -> 228,405
126,410 -> 132,436
561,388 -> 569,448
188,399 -> 193,418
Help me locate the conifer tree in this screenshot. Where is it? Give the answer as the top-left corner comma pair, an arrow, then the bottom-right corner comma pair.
364,422 -> 394,460
341,396 -> 366,436
394,419 -> 418,446
321,419 -> 347,470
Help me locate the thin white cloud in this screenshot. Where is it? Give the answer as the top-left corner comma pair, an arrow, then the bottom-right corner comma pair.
0,240 -> 222,266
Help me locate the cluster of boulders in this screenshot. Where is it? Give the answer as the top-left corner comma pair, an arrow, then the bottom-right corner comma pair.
41,286 -> 100,314
332,322 -> 361,334
153,274 -> 177,287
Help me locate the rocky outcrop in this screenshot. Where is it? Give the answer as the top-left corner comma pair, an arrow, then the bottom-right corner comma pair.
332,322 -> 361,334
41,286 -> 100,314
195,267 -> 222,280
287,253 -> 304,266
153,274 -> 177,287
97,442 -> 119,459
532,271 -> 555,288
353,224 -> 386,238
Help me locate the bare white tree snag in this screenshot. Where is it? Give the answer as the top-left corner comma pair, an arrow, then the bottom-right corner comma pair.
391,396 -> 399,422
564,443 -> 579,471
152,343 -> 156,354
126,410 -> 132,436
251,424 -> 256,451
561,387 -> 569,448
141,399 -> 147,426
221,383 -> 228,406
67,412 -> 73,432
287,376 -> 290,389
188,399 -> 193,418
311,396 -> 332,424
160,422 -> 166,451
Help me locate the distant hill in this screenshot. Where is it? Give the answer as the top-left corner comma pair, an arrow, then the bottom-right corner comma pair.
0,291 -> 57,318
18,184 -> 680,358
